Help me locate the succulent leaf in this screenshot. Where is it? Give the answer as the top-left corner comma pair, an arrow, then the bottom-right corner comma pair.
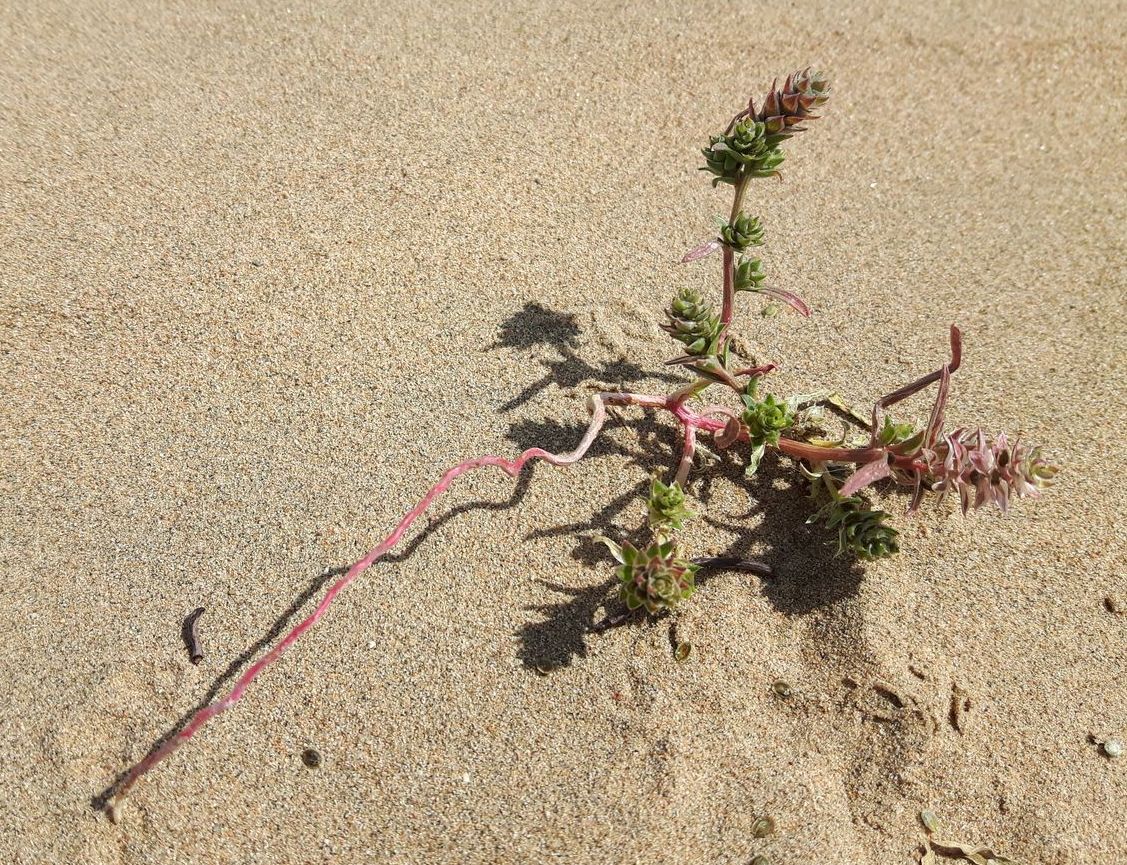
662,287 -> 721,357
647,477 -> 695,536
878,416 -> 918,446
612,539 -> 700,615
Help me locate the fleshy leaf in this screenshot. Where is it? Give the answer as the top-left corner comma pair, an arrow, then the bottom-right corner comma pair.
746,442 -> 767,477
751,285 -> 811,316
681,239 -> 721,263
839,456 -> 892,497
596,535 -> 625,564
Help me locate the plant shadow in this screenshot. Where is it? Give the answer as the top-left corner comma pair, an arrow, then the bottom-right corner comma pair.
494,304 -> 864,665
489,301 -> 682,412
701,450 -> 864,615
511,435 -> 865,672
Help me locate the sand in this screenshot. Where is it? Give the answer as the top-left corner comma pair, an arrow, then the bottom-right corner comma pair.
2,0 -> 1124,862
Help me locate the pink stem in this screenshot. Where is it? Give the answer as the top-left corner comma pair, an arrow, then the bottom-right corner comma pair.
731,363 -> 778,378
112,392 -> 658,808
717,176 -> 749,349
674,423 -> 698,486
869,325 -> 963,440
773,437 -> 884,464
719,246 -> 735,341
698,404 -> 740,423
664,407 -> 891,469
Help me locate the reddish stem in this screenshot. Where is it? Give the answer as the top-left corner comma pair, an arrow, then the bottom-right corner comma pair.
773,437 -> 884,464
719,246 -> 735,339
674,423 -> 699,485
717,175 -> 749,349
111,393 -> 644,810
869,325 -> 963,440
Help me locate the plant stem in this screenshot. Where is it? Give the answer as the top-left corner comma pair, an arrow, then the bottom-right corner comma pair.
674,423 -> 698,486
730,173 -> 750,217
718,174 -> 750,346
773,436 -> 884,464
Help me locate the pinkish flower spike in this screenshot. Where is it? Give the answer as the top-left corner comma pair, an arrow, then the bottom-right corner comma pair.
922,427 -> 1057,514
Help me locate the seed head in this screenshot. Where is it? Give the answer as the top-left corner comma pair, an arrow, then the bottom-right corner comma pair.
924,428 -> 1058,513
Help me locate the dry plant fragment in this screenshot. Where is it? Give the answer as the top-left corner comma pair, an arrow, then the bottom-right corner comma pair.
918,809 -> 1023,864
182,606 -> 205,665
106,69 -> 1057,813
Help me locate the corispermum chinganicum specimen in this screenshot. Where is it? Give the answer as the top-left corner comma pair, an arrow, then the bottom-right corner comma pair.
106,68 -> 1056,816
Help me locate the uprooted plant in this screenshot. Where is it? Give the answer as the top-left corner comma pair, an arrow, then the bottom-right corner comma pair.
105,69 -> 1056,817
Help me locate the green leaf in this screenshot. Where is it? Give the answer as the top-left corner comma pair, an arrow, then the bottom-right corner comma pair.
745,442 -> 767,477
596,535 -> 625,564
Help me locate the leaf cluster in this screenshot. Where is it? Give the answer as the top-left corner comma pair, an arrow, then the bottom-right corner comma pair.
741,387 -> 794,475
810,495 -> 900,560
662,287 -> 721,357
599,536 -> 699,615
647,476 -> 695,537
700,119 -> 787,186
720,212 -> 765,252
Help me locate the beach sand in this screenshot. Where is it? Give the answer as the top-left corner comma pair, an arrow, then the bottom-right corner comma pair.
2,1 -> 1124,862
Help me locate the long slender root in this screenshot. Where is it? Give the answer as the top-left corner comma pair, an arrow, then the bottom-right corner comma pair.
108,393 -> 656,812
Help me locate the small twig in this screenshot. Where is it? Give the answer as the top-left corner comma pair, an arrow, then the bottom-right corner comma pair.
589,609 -> 637,633
182,607 -> 206,665
690,555 -> 773,577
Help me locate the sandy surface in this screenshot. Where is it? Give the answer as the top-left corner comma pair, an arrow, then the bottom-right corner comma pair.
2,1 -> 1125,862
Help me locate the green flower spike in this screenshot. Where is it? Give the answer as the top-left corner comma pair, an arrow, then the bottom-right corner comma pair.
700,119 -> 787,185
599,537 -> 699,615
719,212 -> 765,252
647,477 -> 695,536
